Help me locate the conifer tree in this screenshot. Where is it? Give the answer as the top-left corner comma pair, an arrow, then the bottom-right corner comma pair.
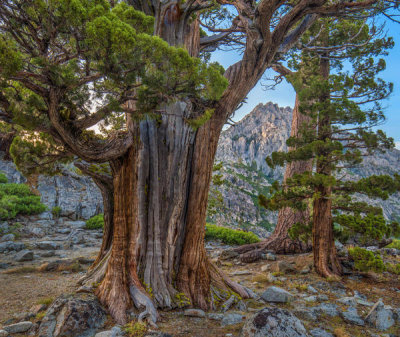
260,18 -> 400,278
0,0 -> 396,324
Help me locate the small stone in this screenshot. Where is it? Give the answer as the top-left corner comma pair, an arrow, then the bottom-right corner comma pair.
57,228 -> 71,234
40,251 -> 56,257
260,265 -> 270,272
307,285 -> 318,294
300,266 -> 311,274
65,220 -> 87,228
36,241 -> 61,250
261,286 -> 294,303
219,250 -> 239,260
1,233 -> 15,242
30,303 -> 47,314
310,328 -> 334,337
3,321 -> 33,333
311,303 -> 339,317
318,295 -> 328,301
184,309 -> 206,318
0,263 -> 10,269
30,227 -> 45,237
14,249 -> 34,262
341,307 -> 365,326
208,313 -> 225,320
274,261 -> 297,274
95,326 -> 122,337
337,297 -> 357,306
304,296 -> 318,302
221,313 -> 245,326
266,253 -> 276,261
232,270 -> 252,276
0,330 -> 8,337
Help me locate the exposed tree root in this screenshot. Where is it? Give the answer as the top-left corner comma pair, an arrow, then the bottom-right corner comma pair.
78,250 -> 111,287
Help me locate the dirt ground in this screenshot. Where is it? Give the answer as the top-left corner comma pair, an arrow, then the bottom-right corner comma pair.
0,252 -> 399,337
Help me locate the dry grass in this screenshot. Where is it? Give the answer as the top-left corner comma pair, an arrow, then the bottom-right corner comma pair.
334,327 -> 350,337
3,266 -> 38,274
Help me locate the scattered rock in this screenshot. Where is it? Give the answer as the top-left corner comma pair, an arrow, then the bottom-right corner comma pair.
1,233 -> 15,242
94,326 -> 123,337
14,249 -> 34,262
221,313 -> 245,327
261,286 -> 294,303
208,313 -> 225,321
273,261 -> 297,274
219,250 -> 239,260
3,321 -> 33,334
311,303 -> 339,317
65,221 -> 87,229
304,296 -> 318,302
40,251 -> 56,258
184,309 -> 206,318
0,330 -> 7,337
36,241 -> 61,250
337,297 -> 357,307
300,266 -> 311,274
310,328 -> 334,337
38,293 -> 106,337
241,307 -> 308,337
341,307 -> 365,326
365,299 -> 395,331
307,285 -> 318,294
266,253 -> 276,261
0,241 -> 25,253
30,227 -> 46,237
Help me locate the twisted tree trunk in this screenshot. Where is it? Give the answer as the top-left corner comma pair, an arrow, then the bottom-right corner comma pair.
234,96 -> 312,257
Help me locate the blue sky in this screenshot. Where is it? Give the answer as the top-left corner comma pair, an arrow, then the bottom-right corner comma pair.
211,18 -> 400,147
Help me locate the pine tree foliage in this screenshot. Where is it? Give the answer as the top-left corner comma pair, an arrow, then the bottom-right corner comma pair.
260,18 -> 400,256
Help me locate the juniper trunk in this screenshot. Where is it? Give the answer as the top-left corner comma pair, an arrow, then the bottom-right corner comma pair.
80,10 -> 252,324
312,55 -> 342,278
234,96 -> 312,256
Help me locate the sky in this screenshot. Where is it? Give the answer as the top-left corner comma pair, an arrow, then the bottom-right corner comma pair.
210,18 -> 400,147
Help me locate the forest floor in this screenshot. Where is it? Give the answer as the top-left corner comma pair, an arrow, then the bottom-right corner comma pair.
1,241 -> 399,337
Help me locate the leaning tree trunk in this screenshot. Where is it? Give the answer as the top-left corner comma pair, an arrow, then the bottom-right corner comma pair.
0,130 -> 16,160
234,95 -> 312,256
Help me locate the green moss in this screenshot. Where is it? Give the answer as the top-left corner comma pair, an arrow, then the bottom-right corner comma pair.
386,239 -> 400,249
205,224 -> 260,245
123,321 -> 147,337
85,214 -> 104,230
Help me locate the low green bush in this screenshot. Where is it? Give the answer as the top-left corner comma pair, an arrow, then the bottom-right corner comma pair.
205,224 -> 260,245
348,247 -> 386,273
0,172 -> 7,184
0,173 -> 46,220
51,206 -> 62,219
386,239 -> 400,250
85,213 -> 104,230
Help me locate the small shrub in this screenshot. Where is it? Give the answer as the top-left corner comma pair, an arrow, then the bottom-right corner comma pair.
386,239 -> 400,250
348,247 -> 385,273
38,297 -> 54,306
123,321 -> 147,337
51,206 -> 62,219
205,224 -> 260,245
0,182 -> 46,220
386,262 -> 400,275
85,214 -> 104,230
0,172 -> 7,184
36,311 -> 46,320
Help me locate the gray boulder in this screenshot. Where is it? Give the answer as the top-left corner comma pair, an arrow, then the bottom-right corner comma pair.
3,321 -> 33,333
261,286 -> 294,303
0,330 -> 7,337
241,307 -> 308,337
15,249 -> 34,262
311,303 -> 339,317
38,293 -> 106,337
365,299 -> 395,331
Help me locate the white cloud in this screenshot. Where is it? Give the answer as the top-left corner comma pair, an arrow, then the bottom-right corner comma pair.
396,142 -> 400,150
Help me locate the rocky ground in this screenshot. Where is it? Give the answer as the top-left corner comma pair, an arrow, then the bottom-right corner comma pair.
0,214 -> 399,337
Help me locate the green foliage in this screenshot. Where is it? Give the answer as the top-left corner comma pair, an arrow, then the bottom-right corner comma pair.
123,321 -> 147,337
85,214 -> 104,230
0,172 -> 7,184
348,247 -> 385,273
386,239 -> 400,250
259,18 -> 398,250
386,263 -> 400,275
205,224 -> 260,245
51,206 -> 62,219
188,109 -> 214,130
0,175 -> 46,220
